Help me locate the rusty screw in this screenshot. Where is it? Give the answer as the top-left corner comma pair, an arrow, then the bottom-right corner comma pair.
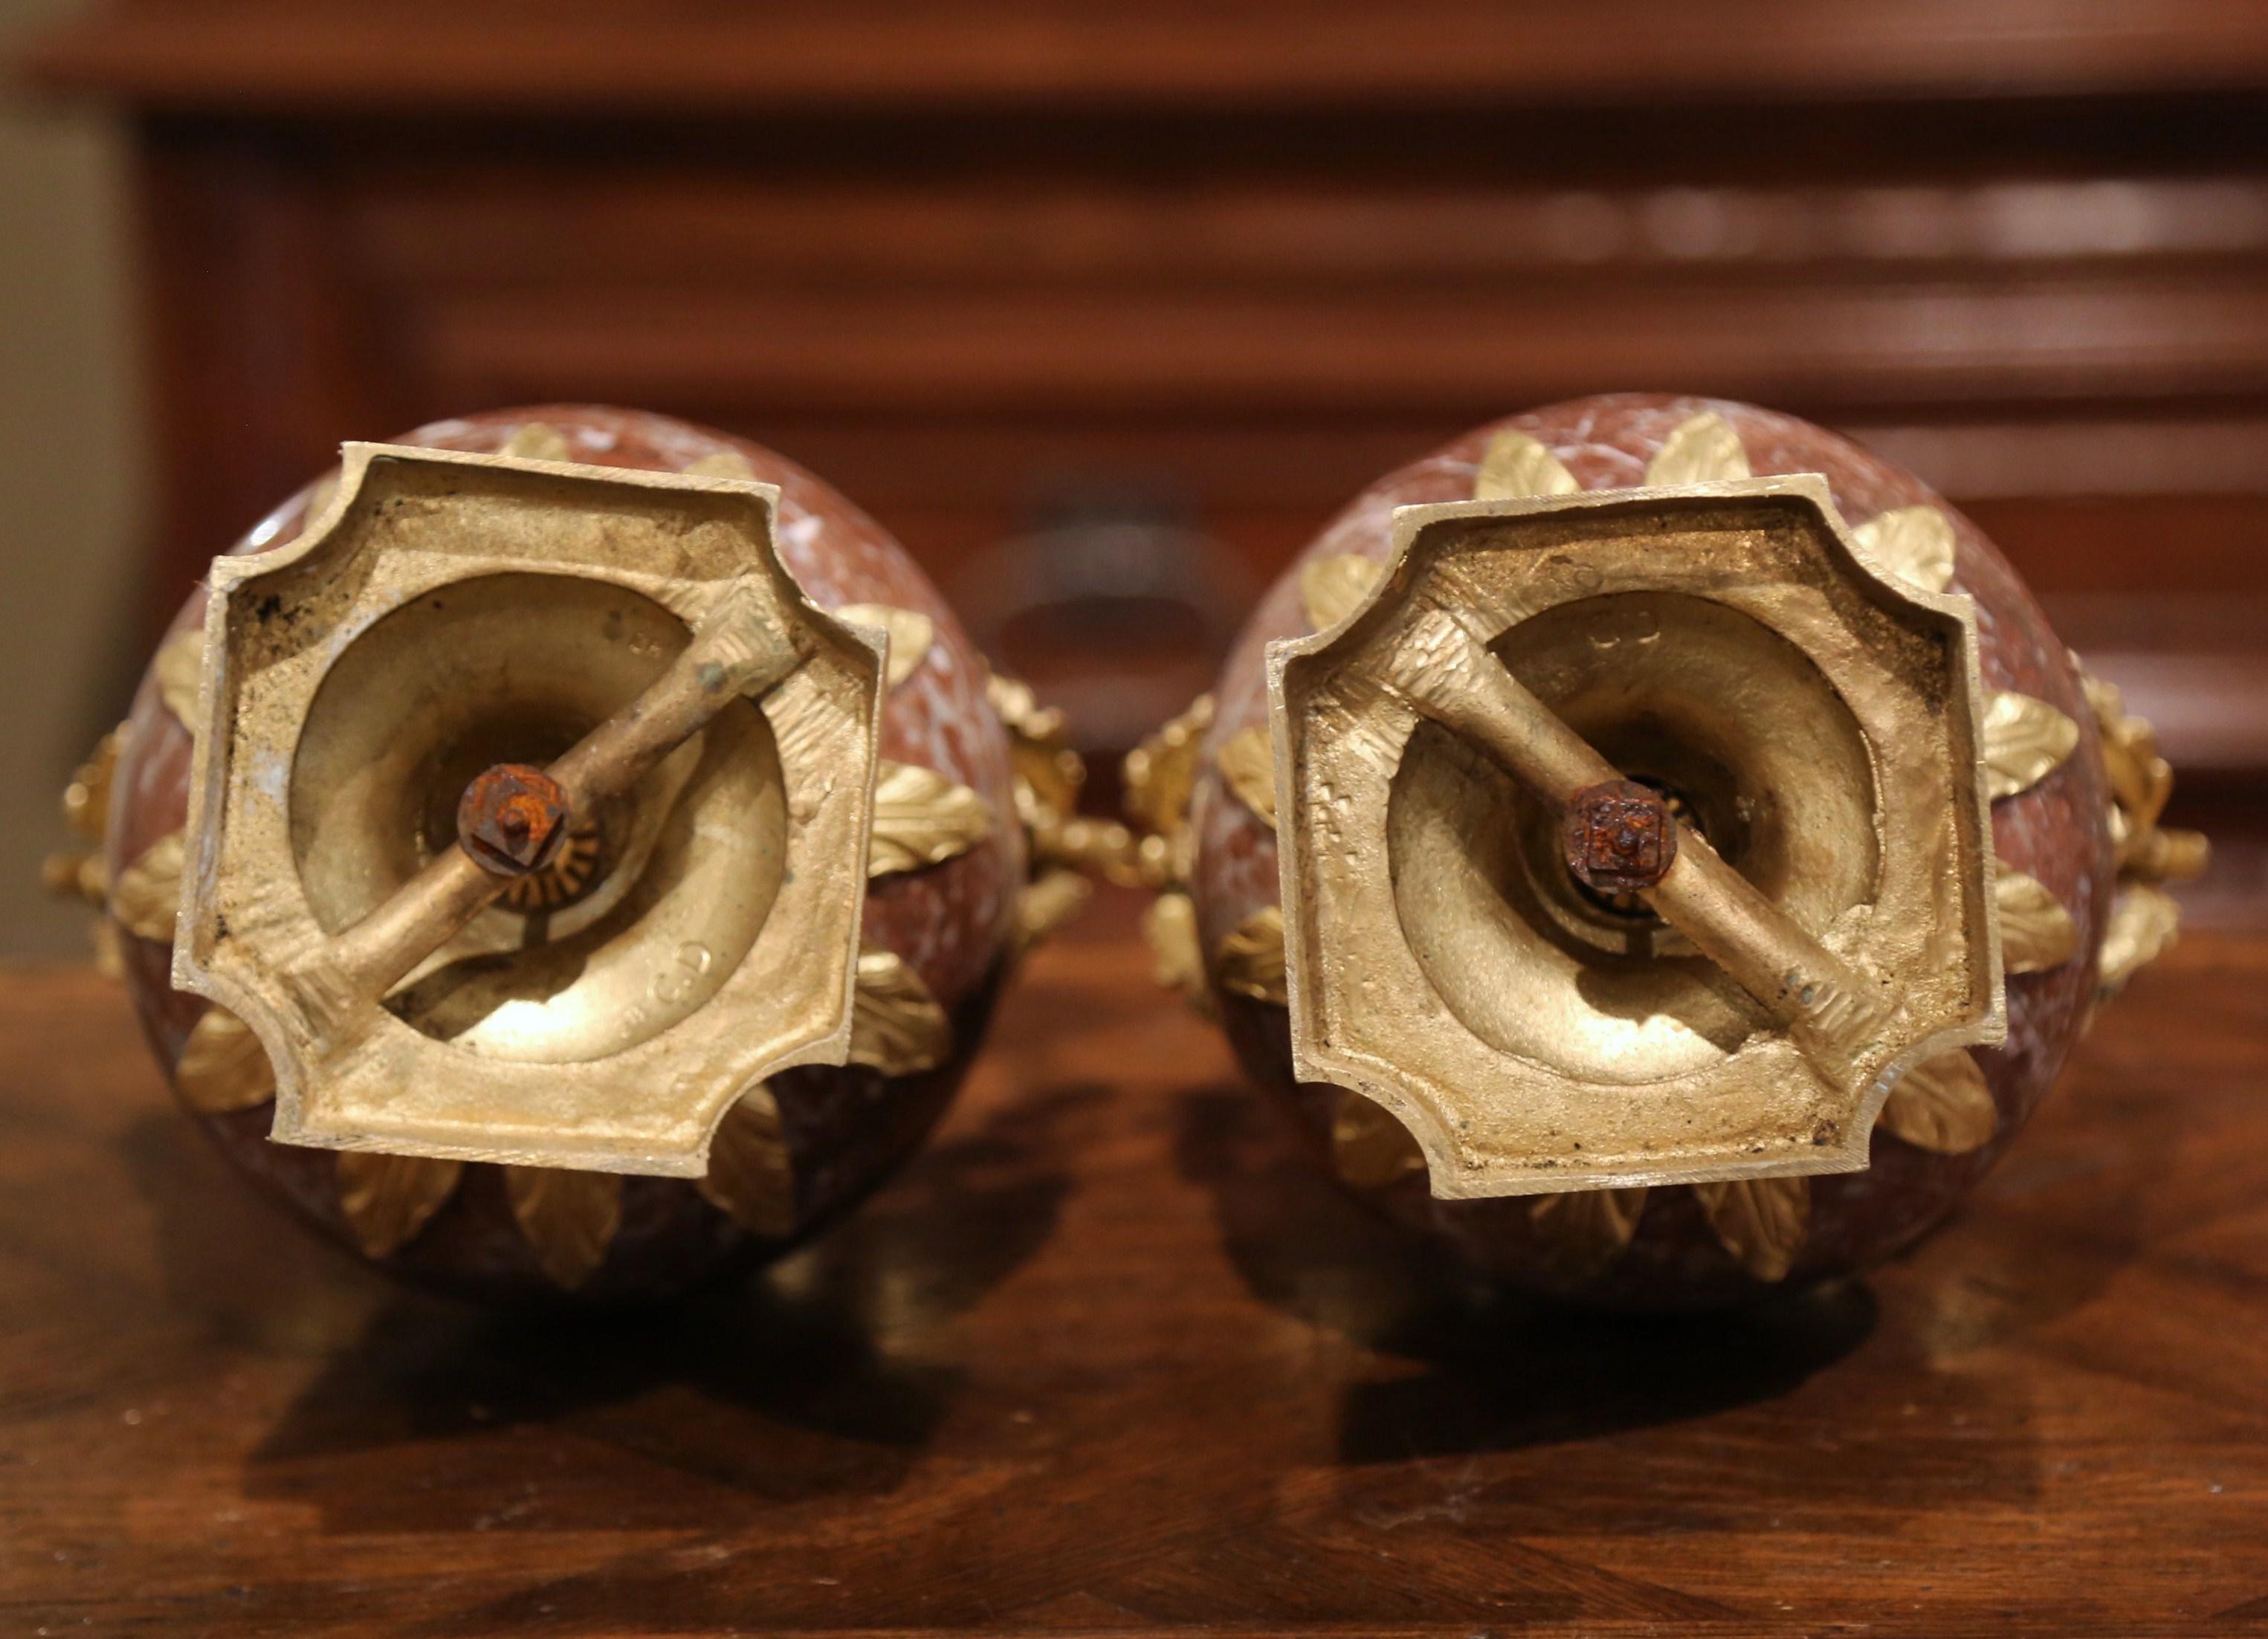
456,763 -> 572,878
1562,778 -> 1677,894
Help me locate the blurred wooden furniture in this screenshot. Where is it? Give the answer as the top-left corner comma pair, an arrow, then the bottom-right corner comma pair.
2,904 -> 2266,1634
28,1 -> 2268,903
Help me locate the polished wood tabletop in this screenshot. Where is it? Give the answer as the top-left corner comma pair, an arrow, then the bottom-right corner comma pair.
2,895 -> 2264,1637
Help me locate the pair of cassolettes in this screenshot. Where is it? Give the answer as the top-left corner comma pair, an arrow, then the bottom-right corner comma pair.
54,397 -> 2202,1309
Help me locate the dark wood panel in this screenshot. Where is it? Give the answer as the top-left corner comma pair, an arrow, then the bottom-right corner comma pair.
31,0 -> 2268,112
342,175 -> 2268,287
2,916 -> 2264,1634
402,277 -> 2268,413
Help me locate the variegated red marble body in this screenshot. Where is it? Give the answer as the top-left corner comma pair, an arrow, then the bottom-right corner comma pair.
104,407 -> 1023,1302
1192,394 -> 2118,1309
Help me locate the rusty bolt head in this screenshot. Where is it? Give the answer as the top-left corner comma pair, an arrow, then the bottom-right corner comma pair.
1563,778 -> 1677,894
456,763 -> 572,878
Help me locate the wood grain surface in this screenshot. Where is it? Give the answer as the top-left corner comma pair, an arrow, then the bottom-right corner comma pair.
1,893 -> 2263,1636
31,0 -> 2268,112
